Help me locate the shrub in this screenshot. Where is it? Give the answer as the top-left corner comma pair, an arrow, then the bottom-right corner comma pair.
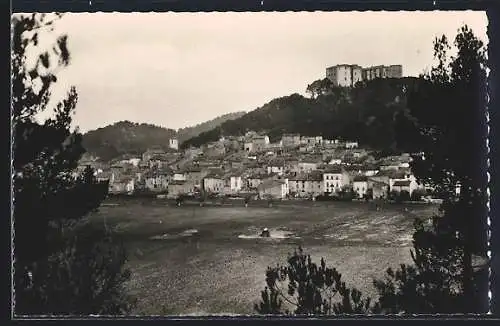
399,190 -> 411,202
255,247 -> 373,315
410,189 -> 427,202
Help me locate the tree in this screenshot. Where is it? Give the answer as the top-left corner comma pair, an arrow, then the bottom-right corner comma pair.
255,247 -> 372,315
12,13 -> 134,314
394,25 -> 488,312
306,78 -> 334,99
410,188 -> 426,202
373,219 -> 466,313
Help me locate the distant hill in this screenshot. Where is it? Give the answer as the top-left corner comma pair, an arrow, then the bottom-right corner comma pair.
81,121 -> 177,162
181,77 -> 419,150
81,112 -> 246,162
176,111 -> 246,143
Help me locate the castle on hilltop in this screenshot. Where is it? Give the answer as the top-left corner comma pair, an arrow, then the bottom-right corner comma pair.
326,64 -> 403,87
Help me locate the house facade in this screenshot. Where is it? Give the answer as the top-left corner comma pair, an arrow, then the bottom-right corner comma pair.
298,161 -> 318,173
345,141 -> 359,149
203,174 -> 225,193
169,138 -> 179,150
326,64 -> 363,87
257,180 -> 288,199
370,180 -> 389,199
246,173 -> 277,190
323,166 -> 350,194
289,172 -> 323,198
252,135 -> 270,152
352,176 -> 369,199
392,180 -> 412,194
144,171 -> 169,193
109,177 -> 135,194
168,180 -> 191,198
229,174 -> 243,193
185,168 -> 209,189
266,160 -> 285,176
281,134 -> 301,147
389,172 -> 420,195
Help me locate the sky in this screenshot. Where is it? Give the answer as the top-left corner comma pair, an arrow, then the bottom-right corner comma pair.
25,11 -> 488,133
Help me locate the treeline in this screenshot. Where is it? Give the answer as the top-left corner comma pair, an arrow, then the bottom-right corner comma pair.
181,77 -> 419,150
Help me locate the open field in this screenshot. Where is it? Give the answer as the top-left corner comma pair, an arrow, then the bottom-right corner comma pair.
89,198 -> 439,315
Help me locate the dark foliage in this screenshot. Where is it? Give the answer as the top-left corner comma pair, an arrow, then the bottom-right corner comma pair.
394,25 -> 488,310
410,189 -> 427,202
177,111 -> 246,142
389,190 -> 410,203
12,13 -> 134,315
373,219 -> 466,313
306,78 -> 335,99
376,25 -> 489,313
255,247 -> 372,315
182,77 -> 419,150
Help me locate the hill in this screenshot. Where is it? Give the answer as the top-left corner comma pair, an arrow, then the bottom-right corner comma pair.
181,77 -> 419,150
81,112 -> 246,162
176,111 -> 246,143
81,121 -> 177,162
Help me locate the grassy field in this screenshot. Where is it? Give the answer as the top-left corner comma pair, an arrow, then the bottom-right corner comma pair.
89,198 -> 439,315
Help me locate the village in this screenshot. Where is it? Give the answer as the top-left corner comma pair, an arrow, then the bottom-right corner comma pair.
78,131 -> 437,203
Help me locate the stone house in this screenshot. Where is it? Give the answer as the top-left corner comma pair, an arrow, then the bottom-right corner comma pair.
109,177 -> 135,194
144,169 -> 170,193
288,171 -> 323,198
167,180 -> 192,199
203,172 -> 225,194
184,167 -> 209,190
370,180 -> 389,199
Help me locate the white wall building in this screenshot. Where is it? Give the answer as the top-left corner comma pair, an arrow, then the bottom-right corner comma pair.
326,64 -> 363,87
323,166 -> 350,194
353,176 -> 369,198
169,138 -> 179,150
230,175 -> 243,192
345,141 -> 359,149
